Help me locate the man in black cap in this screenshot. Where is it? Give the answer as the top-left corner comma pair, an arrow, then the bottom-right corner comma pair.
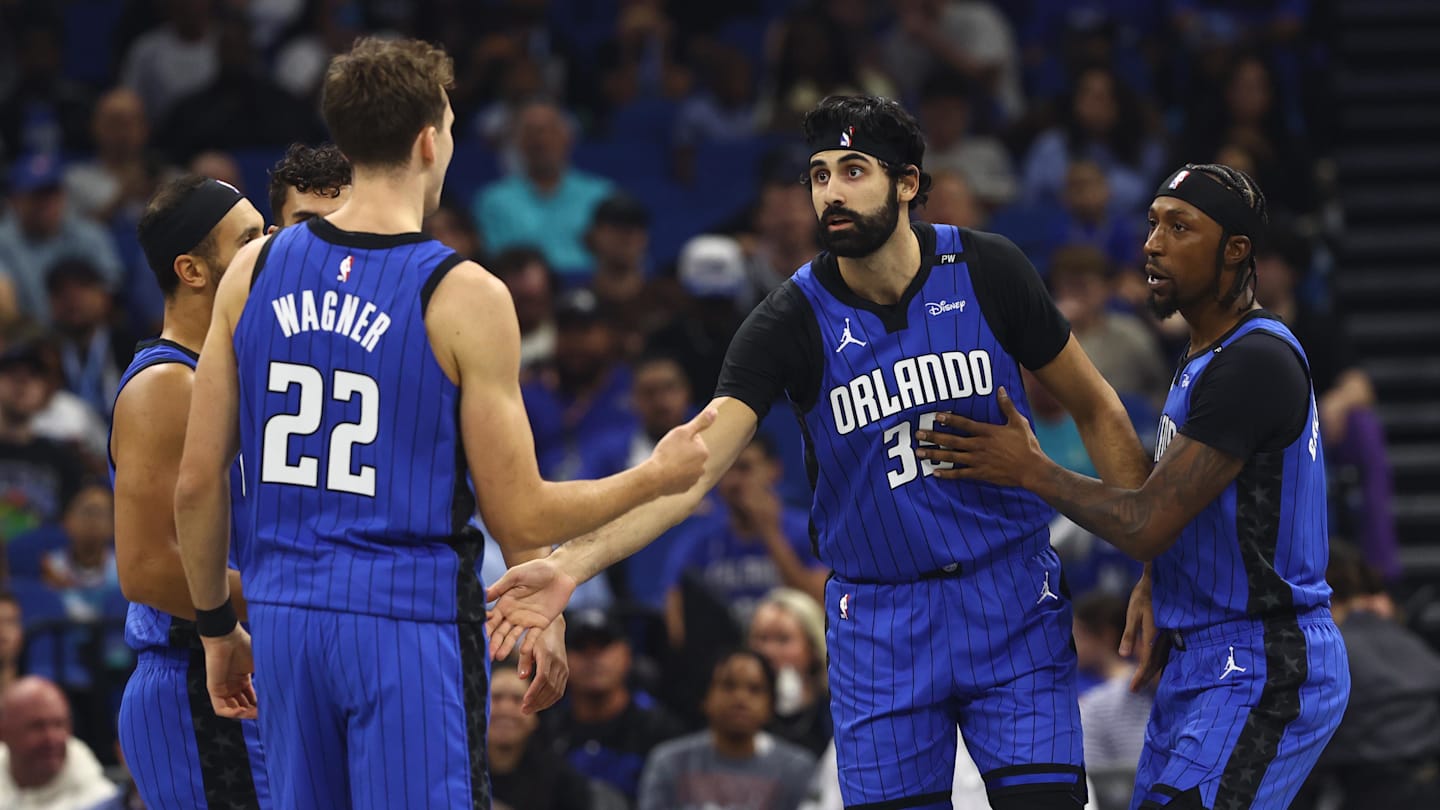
489,94 -> 1148,810
921,164 -> 1350,810
542,607 -> 682,804
109,174 -> 269,809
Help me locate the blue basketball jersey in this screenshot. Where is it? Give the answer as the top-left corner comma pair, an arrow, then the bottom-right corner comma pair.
791,225 -> 1055,581
1151,315 -> 1331,632
232,219 -> 477,621
110,339 -> 247,651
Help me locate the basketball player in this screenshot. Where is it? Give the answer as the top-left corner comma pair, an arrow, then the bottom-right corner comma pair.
488,94 -> 1152,810
114,174 -> 267,809
172,38 -> 712,808
913,164 -> 1350,809
266,143 -> 352,230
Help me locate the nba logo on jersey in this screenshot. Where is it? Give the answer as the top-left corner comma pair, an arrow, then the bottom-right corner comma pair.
839,593 -> 850,620
839,126 -> 853,147
1169,169 -> 1191,189
338,255 -> 354,283
1180,373 -> 1190,388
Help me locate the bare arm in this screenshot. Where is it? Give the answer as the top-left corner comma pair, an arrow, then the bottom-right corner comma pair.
113,363 -> 246,619
916,390 -> 1243,561
1032,334 -> 1152,489
427,263 -> 710,551
175,236 -> 263,612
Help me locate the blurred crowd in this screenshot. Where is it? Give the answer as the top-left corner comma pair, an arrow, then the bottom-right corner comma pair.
0,1 -> 1434,809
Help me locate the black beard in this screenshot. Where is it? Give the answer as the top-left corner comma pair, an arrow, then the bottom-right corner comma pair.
1147,291 -> 1178,319
817,193 -> 901,258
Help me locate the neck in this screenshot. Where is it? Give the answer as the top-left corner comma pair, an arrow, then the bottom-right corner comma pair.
488,741 -> 525,774
0,664 -> 16,694
571,687 -> 629,724
710,729 -> 757,759
159,293 -> 213,355
328,167 -> 428,234
0,413 -> 33,444
71,545 -> 104,569
1183,296 -> 1260,355
62,322 -> 100,344
527,167 -> 563,194
835,221 -> 920,305
592,263 -> 643,301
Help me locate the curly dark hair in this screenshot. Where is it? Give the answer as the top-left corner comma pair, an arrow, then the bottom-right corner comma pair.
801,95 -> 934,210
267,143 -> 353,225
1186,162 -> 1269,307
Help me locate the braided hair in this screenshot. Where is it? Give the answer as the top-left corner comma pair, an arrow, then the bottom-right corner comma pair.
1186,163 -> 1269,307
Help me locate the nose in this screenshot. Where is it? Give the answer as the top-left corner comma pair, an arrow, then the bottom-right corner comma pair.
1143,224 -> 1164,259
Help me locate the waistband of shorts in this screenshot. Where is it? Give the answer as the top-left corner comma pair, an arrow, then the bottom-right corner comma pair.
1167,605 -> 1332,651
833,527 -> 1049,586
135,646 -> 196,667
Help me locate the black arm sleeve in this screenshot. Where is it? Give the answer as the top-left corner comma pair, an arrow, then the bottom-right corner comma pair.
714,280 -> 822,420
965,229 -> 1072,370
1179,333 -> 1311,459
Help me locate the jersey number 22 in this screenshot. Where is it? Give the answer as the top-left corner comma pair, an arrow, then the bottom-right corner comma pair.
261,361 -> 379,496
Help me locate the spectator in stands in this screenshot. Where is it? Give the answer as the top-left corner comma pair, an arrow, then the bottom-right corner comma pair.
741,179 -> 821,304
186,150 -> 245,193
673,45 -> 761,183
490,247 -> 559,377
662,435 -> 825,646
651,234 -> 750,399
38,482 -> 117,625
0,594 -> 21,694
612,354 -> 707,609
46,260 -> 133,421
544,608 -> 684,803
1181,54 -> 1314,216
586,194 -> 682,354
917,71 -> 1017,210
749,589 -> 832,757
920,169 -> 985,230
422,201 -> 483,260
1022,366 -> 1097,478
473,99 -> 615,278
266,142 -> 352,230
64,89 -> 170,225
524,288 -> 635,482
489,657 -> 594,810
1049,246 -> 1169,405
639,649 -> 816,810
0,18 -> 92,162
1021,65 -> 1166,216
0,337 -> 85,542
120,0 -> 220,127
1312,547 -> 1440,809
0,676 -> 119,809
158,14 -> 325,161
27,339 -> 108,469
882,0 -> 1025,126
0,154 -> 124,323
1075,593 -> 1152,810
1059,159 -> 1142,271
759,11 -> 896,133
1255,231 -> 1401,581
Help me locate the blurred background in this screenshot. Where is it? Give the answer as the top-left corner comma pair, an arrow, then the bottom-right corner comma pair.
0,0 -> 1437,808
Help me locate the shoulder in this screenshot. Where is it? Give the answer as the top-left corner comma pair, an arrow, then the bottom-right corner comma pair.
1210,329 -> 1307,380
114,362 -> 194,423
649,731 -> 709,762
960,228 -> 1028,266
425,260 -> 512,318
766,734 -> 819,770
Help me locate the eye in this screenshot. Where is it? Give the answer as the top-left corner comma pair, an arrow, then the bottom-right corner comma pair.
1172,222 -> 1186,233
847,166 -> 863,178
813,169 -> 830,184
1146,218 -> 1157,231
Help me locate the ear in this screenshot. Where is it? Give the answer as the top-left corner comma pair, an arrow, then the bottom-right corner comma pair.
172,254 -> 206,291
417,124 -> 438,166
266,224 -> 278,236
895,166 -> 920,204
1224,234 -> 1253,269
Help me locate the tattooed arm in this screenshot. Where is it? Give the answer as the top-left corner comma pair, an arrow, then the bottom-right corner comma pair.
915,387 -> 1244,562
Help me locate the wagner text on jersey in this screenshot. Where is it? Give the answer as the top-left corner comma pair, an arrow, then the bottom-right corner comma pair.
270,289 -> 392,352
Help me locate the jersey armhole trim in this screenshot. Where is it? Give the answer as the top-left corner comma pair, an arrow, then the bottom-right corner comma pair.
248,235 -> 279,291
421,252 -> 465,317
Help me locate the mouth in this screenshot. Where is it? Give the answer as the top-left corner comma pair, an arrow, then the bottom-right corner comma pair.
1145,266 -> 1171,289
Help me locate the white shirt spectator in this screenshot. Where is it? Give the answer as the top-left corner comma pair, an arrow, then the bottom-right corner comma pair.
0,738 -> 119,810
120,26 -> 218,124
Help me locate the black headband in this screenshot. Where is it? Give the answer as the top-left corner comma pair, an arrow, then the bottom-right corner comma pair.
807,124 -> 916,168
1154,168 -> 1264,240
140,179 -> 245,276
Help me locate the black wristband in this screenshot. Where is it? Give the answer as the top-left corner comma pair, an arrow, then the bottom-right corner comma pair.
195,599 -> 238,638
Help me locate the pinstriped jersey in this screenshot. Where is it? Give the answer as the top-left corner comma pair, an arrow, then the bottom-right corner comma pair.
1151,314 -> 1331,632
717,224 -> 1069,582
110,339 -> 247,651
232,218 -> 475,621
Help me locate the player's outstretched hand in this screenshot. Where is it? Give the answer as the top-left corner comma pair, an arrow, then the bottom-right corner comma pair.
648,407 -> 717,495
520,617 -> 569,715
486,558 -> 577,661
914,387 -> 1044,488
201,625 -> 258,720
